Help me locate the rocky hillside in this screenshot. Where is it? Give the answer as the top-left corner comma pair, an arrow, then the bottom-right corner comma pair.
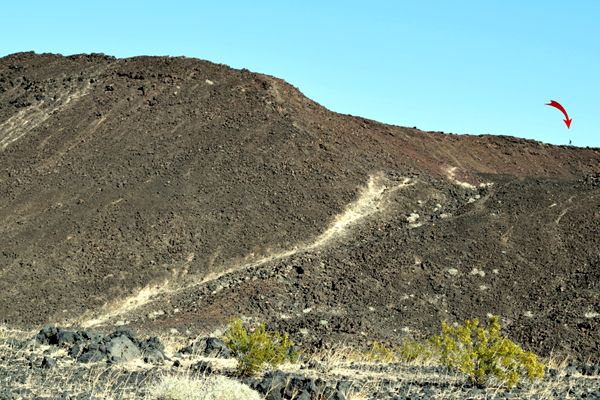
0,52 -> 598,361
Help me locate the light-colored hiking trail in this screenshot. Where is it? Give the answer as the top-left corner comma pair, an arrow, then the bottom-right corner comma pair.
79,173 -> 414,328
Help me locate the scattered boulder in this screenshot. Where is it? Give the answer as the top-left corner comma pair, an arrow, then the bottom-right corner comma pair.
178,337 -> 232,358
106,336 -> 141,363
575,363 -> 600,376
0,387 -> 23,399
81,330 -> 104,344
582,172 -> 600,188
204,337 -> 232,358
245,370 -> 352,400
295,392 -> 311,400
56,330 -> 81,346
34,325 -> 166,365
177,343 -> 196,355
190,360 -> 214,375
77,349 -> 105,364
143,348 -> 165,364
108,327 -> 137,342
139,336 -> 166,364
41,356 -> 56,369
36,325 -> 59,345
336,380 -> 352,397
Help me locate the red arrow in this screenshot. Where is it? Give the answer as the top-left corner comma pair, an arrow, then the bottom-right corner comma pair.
546,100 -> 572,128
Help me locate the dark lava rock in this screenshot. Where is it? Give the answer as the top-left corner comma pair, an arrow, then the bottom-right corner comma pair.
140,336 -> 166,364
204,337 -> 232,358
177,338 -> 208,355
0,388 -> 18,400
582,172 -> 600,188
579,363 -> 600,376
178,337 -> 232,358
336,380 -> 352,397
246,370 -> 349,400
143,349 -> 165,364
190,360 -> 213,375
77,349 -> 105,363
108,328 -> 138,343
41,356 -> 56,369
80,330 -> 104,343
177,344 -> 195,355
56,330 -> 81,346
68,342 -> 84,358
295,392 -> 311,400
36,325 -> 59,345
139,336 -> 164,353
262,371 -> 287,400
34,325 -> 165,365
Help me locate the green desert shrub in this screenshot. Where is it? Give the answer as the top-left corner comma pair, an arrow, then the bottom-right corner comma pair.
150,374 -> 261,400
396,338 -> 437,363
223,318 -> 298,377
367,341 -> 395,362
431,315 -> 545,389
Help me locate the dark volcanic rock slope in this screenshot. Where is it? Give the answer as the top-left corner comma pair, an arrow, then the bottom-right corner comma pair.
0,52 -> 598,360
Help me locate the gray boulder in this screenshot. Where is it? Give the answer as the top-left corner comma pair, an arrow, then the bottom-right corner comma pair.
41,356 -> 56,369
106,336 -> 141,363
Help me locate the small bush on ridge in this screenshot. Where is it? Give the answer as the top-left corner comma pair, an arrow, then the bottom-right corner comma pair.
432,315 -> 545,388
363,316 -> 544,390
367,341 -> 395,362
223,318 -> 298,377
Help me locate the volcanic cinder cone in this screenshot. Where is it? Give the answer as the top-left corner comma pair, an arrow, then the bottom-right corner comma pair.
0,52 -> 599,361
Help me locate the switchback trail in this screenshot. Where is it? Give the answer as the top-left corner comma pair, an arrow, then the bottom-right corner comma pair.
80,174 -> 414,327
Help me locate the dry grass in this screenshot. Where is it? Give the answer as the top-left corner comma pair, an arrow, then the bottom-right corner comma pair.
0,330 -> 151,399
307,340 -> 439,367
0,324 -> 34,340
149,373 -> 261,400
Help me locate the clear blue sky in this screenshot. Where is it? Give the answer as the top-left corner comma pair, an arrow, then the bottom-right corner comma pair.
1,1 -> 598,147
